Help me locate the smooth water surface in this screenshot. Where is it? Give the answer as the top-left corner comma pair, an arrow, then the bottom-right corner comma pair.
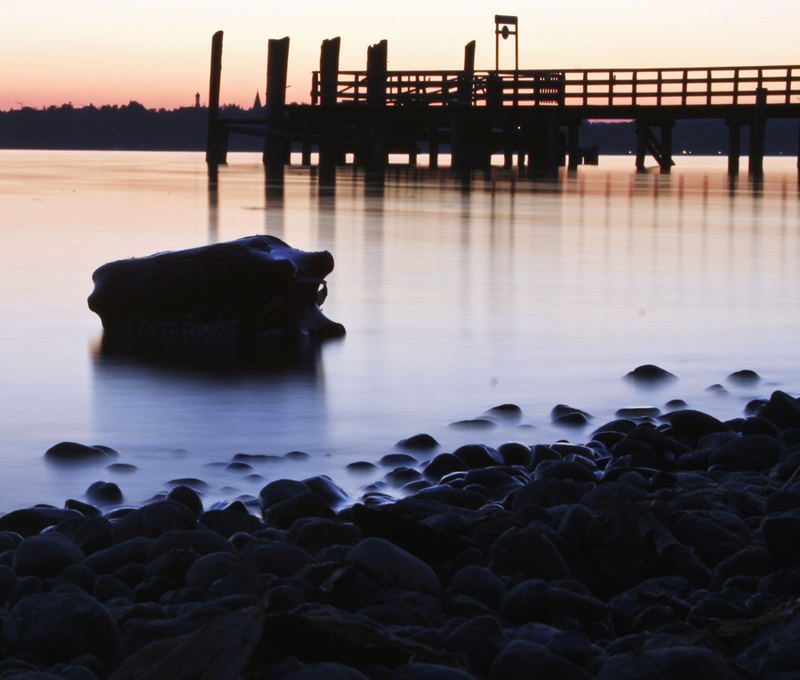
1,150 -> 799,511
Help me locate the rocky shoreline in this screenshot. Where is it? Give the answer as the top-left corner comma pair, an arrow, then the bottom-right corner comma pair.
1,381 -> 800,679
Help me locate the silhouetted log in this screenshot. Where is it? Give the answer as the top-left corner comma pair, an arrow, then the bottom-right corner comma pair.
88,236 -> 345,359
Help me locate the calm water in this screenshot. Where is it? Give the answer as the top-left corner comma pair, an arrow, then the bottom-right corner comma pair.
1,150 -> 799,512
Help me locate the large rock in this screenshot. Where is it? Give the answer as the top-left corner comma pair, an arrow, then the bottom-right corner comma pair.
12,533 -> 83,578
2,592 -> 120,665
87,235 -> 345,357
346,537 -> 441,595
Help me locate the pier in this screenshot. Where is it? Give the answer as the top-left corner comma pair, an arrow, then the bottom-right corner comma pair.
205,29 -> 800,177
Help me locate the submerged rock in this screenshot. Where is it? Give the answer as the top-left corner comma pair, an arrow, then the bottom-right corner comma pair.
88,235 -> 345,360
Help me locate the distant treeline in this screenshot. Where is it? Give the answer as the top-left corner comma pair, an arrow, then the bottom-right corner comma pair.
0,102 -> 798,155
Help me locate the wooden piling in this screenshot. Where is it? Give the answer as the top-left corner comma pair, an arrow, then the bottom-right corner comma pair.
567,120 -> 581,171
205,31 -> 226,165
635,120 -> 647,172
264,37 -> 290,168
459,41 -> 476,104
659,121 -> 673,173
727,119 -> 741,176
749,88 -> 767,176
319,37 -> 343,171
364,40 -> 388,168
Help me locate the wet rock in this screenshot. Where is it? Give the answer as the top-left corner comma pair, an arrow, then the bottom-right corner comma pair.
664,398 -> 688,411
551,405 -> 592,427
12,533 -> 83,578
623,364 -> 678,384
396,434 -> 440,451
239,541 -> 311,577
283,663 -> 370,680
423,453 -> 470,481
453,444 -> 504,469
490,640 -> 593,680
53,515 -> 113,555
443,615 -> 506,676
265,492 -> 336,529
727,369 -> 761,385
497,441 -> 531,466
303,476 -> 351,506
84,537 -> 155,574
65,499 -> 102,518
615,406 -> 661,418
44,442 -> 118,465
762,512 -> 800,566
380,453 -> 419,467
112,500 -> 197,542
598,646 -> 728,680
3,592 -> 120,665
285,450 -> 311,461
663,409 -> 728,443
484,403 -> 523,423
147,528 -> 236,560
166,484 -> 204,516
384,467 -> 421,487
759,390 -> 800,430
346,537 -> 441,595
289,518 -> 361,554
199,507 -> 262,537
85,480 -> 123,506
708,434 -> 781,471
448,565 -> 507,609
347,461 -> 378,474
490,527 -> 571,581
449,418 -> 496,431
0,507 -> 82,537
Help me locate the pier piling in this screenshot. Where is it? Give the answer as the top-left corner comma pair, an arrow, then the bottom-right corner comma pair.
205,31 -> 226,165
264,37 -> 290,169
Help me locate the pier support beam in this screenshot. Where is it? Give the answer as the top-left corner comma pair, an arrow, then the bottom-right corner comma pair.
319,37 -> 342,172
659,122 -> 673,173
358,40 -> 388,169
727,119 -> 741,176
264,37 -> 290,169
635,120 -> 647,172
749,88 -> 767,177
206,31 -> 227,166
567,121 -> 581,171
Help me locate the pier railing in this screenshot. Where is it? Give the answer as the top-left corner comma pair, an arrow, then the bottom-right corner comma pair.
312,65 -> 800,108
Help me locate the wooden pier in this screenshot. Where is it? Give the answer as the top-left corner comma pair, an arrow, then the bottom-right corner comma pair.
205,31 -> 800,177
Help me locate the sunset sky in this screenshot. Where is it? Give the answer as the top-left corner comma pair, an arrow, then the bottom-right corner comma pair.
3,0 -> 798,110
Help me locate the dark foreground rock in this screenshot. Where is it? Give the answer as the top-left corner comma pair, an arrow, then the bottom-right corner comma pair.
0,389 -> 799,679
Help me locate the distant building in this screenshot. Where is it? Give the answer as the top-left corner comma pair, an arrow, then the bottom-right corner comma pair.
195,92 -> 201,109
253,91 -> 263,111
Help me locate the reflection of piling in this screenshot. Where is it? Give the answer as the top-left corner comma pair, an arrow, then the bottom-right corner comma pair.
206,31 -> 226,165
264,37 -> 290,169
727,120 -> 741,176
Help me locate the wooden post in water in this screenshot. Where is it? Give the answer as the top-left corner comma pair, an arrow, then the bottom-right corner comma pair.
264,37 -> 290,168
727,119 -> 741,176
319,37 -> 342,171
206,31 -> 227,165
635,120 -> 647,172
459,41 -> 476,104
363,40 -> 388,168
749,88 -> 767,177
567,120 -> 581,171
659,121 -> 673,173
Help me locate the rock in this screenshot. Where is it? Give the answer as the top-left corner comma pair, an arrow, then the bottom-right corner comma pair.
453,444 -> 504,469
54,516 -> 113,555
12,533 -> 83,577
2,592 -> 120,665
260,479 -> 312,509
346,537 -> 441,595
396,434 -> 440,451
499,579 -> 607,630
302,475 -> 351,507
346,461 -> 378,474
285,450 -> 311,461
598,646 -> 728,680
380,453 -> 419,467
484,403 -> 523,423
44,442 -> 118,465
84,536 -> 155,573
391,663 -> 477,680
240,541 -> 311,577
449,565 -> 507,609
284,663 -> 370,680
623,364 -> 678,384
490,640 -> 593,680
289,519 -> 361,554
112,500 -> 197,542
87,235 -> 345,358
64,499 -> 102,518
265,493 -> 336,529
85,480 -> 123,505
0,507 -> 82,537
727,369 -> 761,385
167,484 -> 204,516
199,508 -> 262,537
497,441 -> 532,466
707,434 -> 781,470
551,405 -> 592,427
663,409 -> 728,443
384,467 -> 421,488
664,398 -> 688,411
489,527 -> 571,581
762,512 -> 800,566
615,406 -> 661,418
443,615 -> 506,676
759,390 -> 800,430
423,453 -> 470,481
449,418 -> 496,431
147,528 -> 236,560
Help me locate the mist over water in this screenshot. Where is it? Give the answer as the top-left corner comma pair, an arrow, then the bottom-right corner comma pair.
1,150 -> 798,512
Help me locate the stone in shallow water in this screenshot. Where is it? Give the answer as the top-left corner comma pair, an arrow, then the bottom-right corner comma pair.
44,442 -> 117,465
85,480 -> 123,506
396,433 -> 440,451
448,418 -> 497,431
623,364 -> 678,384
484,403 -> 523,423
727,369 -> 761,385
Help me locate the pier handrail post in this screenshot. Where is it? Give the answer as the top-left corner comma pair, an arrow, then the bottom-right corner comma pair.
459,41 -> 476,105
263,36 -> 290,168
205,31 -> 225,165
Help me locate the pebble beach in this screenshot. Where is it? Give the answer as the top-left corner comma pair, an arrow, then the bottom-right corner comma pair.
0,367 -> 799,679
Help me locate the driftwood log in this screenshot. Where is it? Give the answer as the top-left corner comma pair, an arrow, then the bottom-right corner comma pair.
88,236 -> 344,359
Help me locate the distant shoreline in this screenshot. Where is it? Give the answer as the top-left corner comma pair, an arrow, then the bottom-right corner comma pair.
2,103 -> 798,156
